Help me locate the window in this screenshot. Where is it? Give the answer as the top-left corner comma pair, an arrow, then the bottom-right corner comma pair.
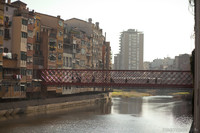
58,54 -> 62,60
87,42 -> 90,47
81,48 -> 85,55
81,40 -> 85,45
37,20 -> 39,26
28,30 -> 33,38
73,44 -> 76,49
35,44 -> 40,51
6,7 -> 8,11
0,29 -> 3,36
76,60 -> 79,65
80,60 -> 85,66
22,19 -> 28,26
0,48 -> 3,54
21,32 -> 27,38
59,20 -> 63,26
14,86 -> 20,92
49,53 -> 56,61
36,32 -> 39,41
27,69 -> 32,76
27,43 -> 33,50
0,66 -> 2,72
69,58 -> 72,67
27,56 -> 33,63
49,39 -> 56,46
66,57 -> 68,67
28,18 -> 34,24
58,42 -> 62,49
4,28 -> 9,39
57,65 -> 62,69
49,46 -> 56,51
21,52 -> 27,61
20,68 -> 26,76
20,85 -> 25,92
49,40 -> 56,51
5,16 -> 9,22
58,31 -> 63,36
63,57 -> 65,66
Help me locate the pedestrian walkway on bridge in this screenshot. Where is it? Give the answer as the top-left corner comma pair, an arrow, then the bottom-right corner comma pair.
40,69 -> 193,88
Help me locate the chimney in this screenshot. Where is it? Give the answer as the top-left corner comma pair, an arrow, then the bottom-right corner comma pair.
7,0 -> 10,4
57,15 -> 60,19
88,18 -> 92,23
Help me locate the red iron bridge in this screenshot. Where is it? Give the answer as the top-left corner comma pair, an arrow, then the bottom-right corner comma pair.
40,69 -> 193,88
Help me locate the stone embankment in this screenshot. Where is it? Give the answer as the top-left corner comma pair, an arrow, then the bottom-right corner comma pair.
0,92 -> 111,118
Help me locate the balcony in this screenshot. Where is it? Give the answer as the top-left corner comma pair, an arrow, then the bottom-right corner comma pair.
4,21 -> 12,28
4,35 -> 10,40
4,28 -> 10,40
34,51 -> 43,57
49,33 -> 57,38
35,38 -> 41,43
26,75 -> 32,81
73,49 -> 76,53
3,58 -> 17,68
3,74 -> 23,81
3,74 -> 15,80
64,38 -> 70,44
86,53 -> 92,57
27,50 -> 33,56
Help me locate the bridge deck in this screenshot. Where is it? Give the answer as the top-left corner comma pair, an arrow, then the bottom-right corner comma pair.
40,69 -> 193,88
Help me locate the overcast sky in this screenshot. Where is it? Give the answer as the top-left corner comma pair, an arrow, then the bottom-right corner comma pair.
21,0 -> 194,62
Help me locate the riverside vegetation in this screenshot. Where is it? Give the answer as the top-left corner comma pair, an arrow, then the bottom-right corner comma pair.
112,89 -> 192,98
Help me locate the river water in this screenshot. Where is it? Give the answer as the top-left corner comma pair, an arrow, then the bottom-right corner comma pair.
0,96 -> 192,133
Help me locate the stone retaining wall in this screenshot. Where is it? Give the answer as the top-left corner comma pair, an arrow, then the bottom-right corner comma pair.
0,93 -> 111,117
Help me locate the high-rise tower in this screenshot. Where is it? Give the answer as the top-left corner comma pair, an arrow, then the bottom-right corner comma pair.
117,29 -> 143,70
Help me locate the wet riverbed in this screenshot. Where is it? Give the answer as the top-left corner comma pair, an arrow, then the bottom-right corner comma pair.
0,96 -> 192,133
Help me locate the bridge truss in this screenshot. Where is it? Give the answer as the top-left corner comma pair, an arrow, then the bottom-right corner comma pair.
40,69 -> 193,88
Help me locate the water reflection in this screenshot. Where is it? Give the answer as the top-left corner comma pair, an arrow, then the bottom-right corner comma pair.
112,97 -> 143,116
0,96 -> 192,133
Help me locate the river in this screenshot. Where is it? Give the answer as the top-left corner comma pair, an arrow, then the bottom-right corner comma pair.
0,96 -> 192,133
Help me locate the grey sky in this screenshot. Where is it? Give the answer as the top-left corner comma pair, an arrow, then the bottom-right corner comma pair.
21,0 -> 194,62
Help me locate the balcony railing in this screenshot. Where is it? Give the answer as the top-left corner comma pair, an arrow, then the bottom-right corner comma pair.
3,58 -> 17,68
4,21 -> 12,27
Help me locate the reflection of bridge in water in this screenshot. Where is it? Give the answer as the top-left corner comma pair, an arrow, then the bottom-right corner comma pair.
40,69 -> 193,88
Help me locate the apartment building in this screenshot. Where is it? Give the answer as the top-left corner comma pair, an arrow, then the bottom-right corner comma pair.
173,54 -> 190,70
0,0 -> 111,99
35,12 -> 64,94
65,27 -> 92,69
1,0 -> 28,99
36,13 -> 64,69
103,41 -> 111,70
114,54 -> 120,70
65,18 -> 105,69
116,29 -> 143,70
0,0 -> 41,99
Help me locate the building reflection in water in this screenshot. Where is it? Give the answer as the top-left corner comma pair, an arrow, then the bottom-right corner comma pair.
112,97 -> 143,116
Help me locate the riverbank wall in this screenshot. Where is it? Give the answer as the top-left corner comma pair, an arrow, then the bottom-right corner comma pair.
0,92 -> 111,118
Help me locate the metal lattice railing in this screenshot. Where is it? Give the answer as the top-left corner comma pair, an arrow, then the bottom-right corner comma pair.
40,69 -> 193,88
